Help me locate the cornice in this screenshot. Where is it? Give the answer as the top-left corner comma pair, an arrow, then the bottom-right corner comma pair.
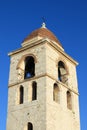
8,73 -> 79,95
8,38 -> 78,66
8,39 -> 45,56
47,41 -> 78,66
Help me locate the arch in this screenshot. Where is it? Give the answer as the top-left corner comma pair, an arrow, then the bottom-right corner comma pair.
53,83 -> 60,103
27,122 -> 33,130
24,56 -> 35,79
16,54 -> 37,80
67,91 -> 72,110
32,81 -> 37,100
58,61 -> 68,85
19,85 -> 24,104
16,54 -> 37,69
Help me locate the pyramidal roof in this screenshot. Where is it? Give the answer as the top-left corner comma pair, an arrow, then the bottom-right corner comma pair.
23,23 -> 62,47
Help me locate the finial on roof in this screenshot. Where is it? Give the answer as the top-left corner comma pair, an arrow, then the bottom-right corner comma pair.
41,17 -> 46,28
41,22 -> 46,28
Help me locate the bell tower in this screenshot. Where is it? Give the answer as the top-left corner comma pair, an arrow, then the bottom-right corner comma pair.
7,23 -> 80,130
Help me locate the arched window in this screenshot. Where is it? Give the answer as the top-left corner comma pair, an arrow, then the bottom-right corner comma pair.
53,83 -> 60,103
19,85 -> 24,104
32,81 -> 37,100
27,122 -> 33,130
24,56 -> 35,79
58,61 -> 68,85
67,91 -> 72,110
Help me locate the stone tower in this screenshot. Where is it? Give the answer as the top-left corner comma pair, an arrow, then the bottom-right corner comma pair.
7,23 -> 80,130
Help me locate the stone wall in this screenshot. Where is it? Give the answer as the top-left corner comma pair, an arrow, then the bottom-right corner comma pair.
7,39 -> 80,130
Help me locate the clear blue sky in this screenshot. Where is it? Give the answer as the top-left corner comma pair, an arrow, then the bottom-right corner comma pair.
0,0 -> 87,129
